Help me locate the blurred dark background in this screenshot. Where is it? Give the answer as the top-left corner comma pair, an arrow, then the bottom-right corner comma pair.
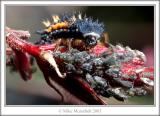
6,6 -> 154,105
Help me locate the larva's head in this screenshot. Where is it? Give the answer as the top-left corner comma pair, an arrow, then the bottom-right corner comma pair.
83,32 -> 101,46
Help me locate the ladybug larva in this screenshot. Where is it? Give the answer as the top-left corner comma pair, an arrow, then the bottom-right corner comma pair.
36,13 -> 105,50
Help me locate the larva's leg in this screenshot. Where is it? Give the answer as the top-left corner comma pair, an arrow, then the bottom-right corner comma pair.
68,38 -> 73,51
54,39 -> 62,52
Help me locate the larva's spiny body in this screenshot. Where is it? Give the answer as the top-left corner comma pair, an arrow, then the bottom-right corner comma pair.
36,13 -> 105,48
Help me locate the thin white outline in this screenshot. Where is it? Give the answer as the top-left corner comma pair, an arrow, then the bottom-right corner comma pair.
1,1 -> 159,115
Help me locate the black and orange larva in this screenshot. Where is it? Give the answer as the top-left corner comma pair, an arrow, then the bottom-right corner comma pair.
35,13 -> 105,48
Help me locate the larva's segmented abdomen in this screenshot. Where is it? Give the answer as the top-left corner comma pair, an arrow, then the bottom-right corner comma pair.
36,27 -> 83,45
